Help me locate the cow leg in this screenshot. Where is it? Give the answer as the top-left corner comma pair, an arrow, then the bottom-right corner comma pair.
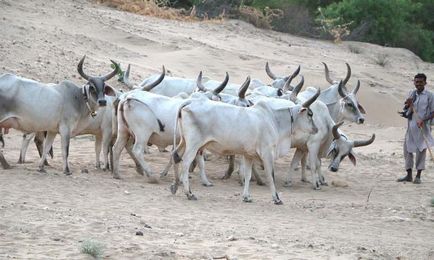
131,135 -> 158,183
59,127 -> 72,175
160,156 -> 173,177
0,152 -> 11,169
222,155 -> 235,179
196,152 -> 212,187
263,154 -> 282,205
36,132 -> 52,165
285,148 -> 304,187
300,152 -> 308,182
38,132 -> 56,173
170,139 -> 185,195
101,131 -> 112,171
241,157 -> 254,202
180,144 -> 201,200
112,126 -> 129,179
124,137 -> 143,174
318,160 -> 327,186
94,134 -> 102,169
18,133 -> 34,164
307,146 -> 321,190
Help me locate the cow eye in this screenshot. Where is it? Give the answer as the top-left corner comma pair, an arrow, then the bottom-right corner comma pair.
347,102 -> 353,107
307,109 -> 313,117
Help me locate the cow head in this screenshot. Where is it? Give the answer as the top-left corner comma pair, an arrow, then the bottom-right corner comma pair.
78,55 -> 117,108
337,80 -> 366,124
265,62 -> 301,90
195,71 -> 228,101
322,62 -> 366,124
292,88 -> 320,135
327,122 -> 375,172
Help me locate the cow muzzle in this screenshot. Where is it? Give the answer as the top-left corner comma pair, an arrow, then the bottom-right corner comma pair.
357,117 -> 365,124
329,165 -> 338,172
98,99 -> 107,107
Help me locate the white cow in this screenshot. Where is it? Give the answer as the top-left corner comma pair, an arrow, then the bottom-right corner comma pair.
111,71 -> 231,183
0,56 -> 117,174
170,89 -> 321,204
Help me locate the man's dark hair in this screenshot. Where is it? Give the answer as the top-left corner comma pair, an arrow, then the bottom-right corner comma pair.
414,73 -> 427,81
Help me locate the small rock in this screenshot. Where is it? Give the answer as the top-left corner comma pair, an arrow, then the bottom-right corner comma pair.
176,232 -> 184,237
331,180 -> 348,188
124,190 -> 130,195
136,231 -> 143,236
144,223 -> 152,229
308,244 -> 314,249
271,244 -> 279,249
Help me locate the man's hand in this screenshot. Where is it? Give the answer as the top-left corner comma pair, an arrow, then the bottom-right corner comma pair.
417,120 -> 424,128
405,98 -> 413,107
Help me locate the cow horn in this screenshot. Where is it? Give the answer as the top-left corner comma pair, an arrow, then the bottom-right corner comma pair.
352,80 -> 360,94
265,62 -> 277,80
338,80 -> 347,97
343,62 -> 351,85
238,76 -> 250,99
123,64 -> 134,90
196,71 -> 206,92
283,65 -> 301,86
213,72 -> 229,94
141,66 -> 165,91
302,87 -> 320,108
102,59 -> 119,81
77,55 -> 90,80
289,75 -> 304,102
332,121 -> 344,139
353,134 -> 375,147
322,62 -> 334,84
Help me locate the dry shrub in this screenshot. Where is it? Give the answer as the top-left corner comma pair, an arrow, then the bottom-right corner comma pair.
238,6 -> 283,30
270,3 -> 317,38
96,0 -> 197,21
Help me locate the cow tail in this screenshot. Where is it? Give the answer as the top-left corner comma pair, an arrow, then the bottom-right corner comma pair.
172,100 -> 192,163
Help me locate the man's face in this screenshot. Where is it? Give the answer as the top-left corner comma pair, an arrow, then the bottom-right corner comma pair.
414,77 -> 426,92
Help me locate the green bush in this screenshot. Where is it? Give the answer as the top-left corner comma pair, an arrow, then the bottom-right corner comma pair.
319,0 -> 434,62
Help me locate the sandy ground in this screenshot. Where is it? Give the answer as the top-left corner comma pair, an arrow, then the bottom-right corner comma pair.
1,0 -> 434,259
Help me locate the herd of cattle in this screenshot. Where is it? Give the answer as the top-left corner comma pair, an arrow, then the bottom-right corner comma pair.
0,56 -> 375,204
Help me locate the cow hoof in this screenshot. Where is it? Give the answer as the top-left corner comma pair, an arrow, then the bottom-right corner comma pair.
242,196 -> 252,203
38,168 -> 46,173
274,199 -> 283,205
301,178 -> 308,183
160,171 -> 169,178
64,171 -> 72,176
113,175 -> 121,180
321,182 -> 328,186
147,176 -> 159,184
170,184 -> 178,194
313,183 -> 321,190
135,167 -> 144,176
187,193 -> 197,200
202,182 -> 213,187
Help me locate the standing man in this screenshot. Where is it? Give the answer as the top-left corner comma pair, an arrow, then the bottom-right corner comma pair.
398,73 -> 434,184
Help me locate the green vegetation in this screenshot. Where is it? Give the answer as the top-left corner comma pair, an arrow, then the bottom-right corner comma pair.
80,239 -> 104,259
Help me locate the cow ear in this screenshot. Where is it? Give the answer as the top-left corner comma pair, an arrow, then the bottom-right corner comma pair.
104,85 -> 117,96
358,104 -> 366,114
348,151 -> 356,166
300,107 -> 307,113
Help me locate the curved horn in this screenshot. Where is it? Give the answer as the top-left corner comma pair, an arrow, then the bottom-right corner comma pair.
283,65 -> 301,84
322,62 -> 333,84
212,72 -> 229,94
77,55 -> 90,80
265,62 -> 277,80
332,121 -> 344,139
102,59 -> 119,81
238,76 -> 250,99
141,66 -> 165,91
302,87 -> 320,108
343,62 -> 351,85
289,76 -> 304,102
353,134 -> 375,148
352,80 -> 360,94
337,80 -> 347,97
196,71 -> 206,92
